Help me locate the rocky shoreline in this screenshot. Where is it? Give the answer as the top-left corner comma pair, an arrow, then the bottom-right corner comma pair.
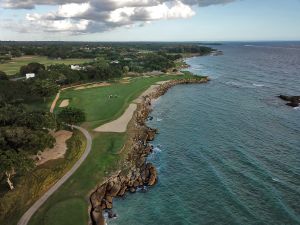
89,77 -> 209,225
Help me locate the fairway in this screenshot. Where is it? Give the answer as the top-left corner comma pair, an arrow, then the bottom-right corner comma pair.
0,56 -> 91,75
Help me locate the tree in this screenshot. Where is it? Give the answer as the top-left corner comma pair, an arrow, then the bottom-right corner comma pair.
19,111 -> 57,130
0,126 -> 55,155
0,71 -> 8,80
0,150 -> 34,190
57,107 -> 86,125
20,62 -> 45,75
123,66 -> 129,75
29,79 -> 59,102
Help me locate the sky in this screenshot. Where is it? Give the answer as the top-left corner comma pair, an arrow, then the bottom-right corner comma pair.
0,0 -> 300,41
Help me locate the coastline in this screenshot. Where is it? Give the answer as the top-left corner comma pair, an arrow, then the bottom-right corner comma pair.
89,76 -> 210,225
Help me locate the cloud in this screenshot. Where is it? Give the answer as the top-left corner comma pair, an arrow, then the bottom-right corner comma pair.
1,0 -> 237,34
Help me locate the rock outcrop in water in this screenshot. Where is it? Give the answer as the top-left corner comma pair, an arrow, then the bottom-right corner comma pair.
278,95 -> 300,107
89,77 -> 209,225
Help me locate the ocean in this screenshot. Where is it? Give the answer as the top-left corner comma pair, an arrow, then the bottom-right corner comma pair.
108,42 -> 300,225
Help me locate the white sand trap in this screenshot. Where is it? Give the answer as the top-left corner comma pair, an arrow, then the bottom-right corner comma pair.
59,99 -> 69,108
94,104 -> 137,133
156,80 -> 171,85
36,130 -> 73,165
75,82 -> 110,90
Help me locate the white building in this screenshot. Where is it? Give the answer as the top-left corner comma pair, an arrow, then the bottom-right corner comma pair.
71,65 -> 82,70
26,73 -> 35,79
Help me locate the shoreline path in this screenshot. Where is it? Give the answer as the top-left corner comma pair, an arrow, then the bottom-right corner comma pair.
17,125 -> 92,225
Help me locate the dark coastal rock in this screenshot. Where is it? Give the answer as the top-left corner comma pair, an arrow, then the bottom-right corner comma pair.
117,184 -> 127,196
146,128 -> 157,141
129,187 -> 136,193
105,195 -> 113,209
106,209 -> 117,219
147,163 -> 157,186
278,95 -> 300,107
91,206 -> 103,225
107,178 -> 122,197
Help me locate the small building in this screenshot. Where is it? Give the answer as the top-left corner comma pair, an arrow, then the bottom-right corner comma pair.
71,65 -> 81,70
26,73 -> 35,79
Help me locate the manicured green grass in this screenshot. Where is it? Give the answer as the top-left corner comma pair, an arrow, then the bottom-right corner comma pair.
0,56 -> 91,75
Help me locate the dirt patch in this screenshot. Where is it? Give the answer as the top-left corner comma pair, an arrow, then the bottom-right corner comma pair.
74,82 -> 110,90
59,99 -> 69,108
36,130 -> 73,165
50,92 -> 60,113
156,80 -> 171,85
94,104 -> 137,133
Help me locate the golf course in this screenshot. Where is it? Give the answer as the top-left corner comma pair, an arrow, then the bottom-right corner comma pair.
24,73 -> 197,225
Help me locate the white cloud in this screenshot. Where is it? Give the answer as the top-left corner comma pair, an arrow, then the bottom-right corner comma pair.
1,0 -> 237,34
57,3 -> 90,18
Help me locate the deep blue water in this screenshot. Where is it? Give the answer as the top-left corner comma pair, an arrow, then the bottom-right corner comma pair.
109,42 -> 300,225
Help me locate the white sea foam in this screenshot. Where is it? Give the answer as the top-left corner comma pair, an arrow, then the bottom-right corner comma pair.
253,83 -> 265,87
157,118 -> 163,122
272,177 -> 280,182
153,146 -> 162,152
225,81 -> 251,88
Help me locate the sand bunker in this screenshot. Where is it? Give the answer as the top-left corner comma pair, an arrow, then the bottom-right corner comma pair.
36,130 -> 73,165
59,99 -> 69,108
74,82 -> 110,90
156,80 -> 171,85
94,104 -> 137,133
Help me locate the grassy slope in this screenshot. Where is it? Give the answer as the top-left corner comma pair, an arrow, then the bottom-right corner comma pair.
0,130 -> 87,225
0,56 -> 91,75
29,74 -> 195,225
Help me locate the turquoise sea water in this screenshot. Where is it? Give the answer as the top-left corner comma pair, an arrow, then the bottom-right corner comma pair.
109,42 -> 300,225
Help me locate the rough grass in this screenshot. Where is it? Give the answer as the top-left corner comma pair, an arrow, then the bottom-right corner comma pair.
0,130 -> 87,225
0,56 -> 91,75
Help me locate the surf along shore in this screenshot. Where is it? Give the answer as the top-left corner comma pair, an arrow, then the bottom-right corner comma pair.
89,76 -> 210,225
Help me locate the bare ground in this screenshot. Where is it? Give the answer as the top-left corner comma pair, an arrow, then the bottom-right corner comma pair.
93,104 -> 137,133
74,82 -> 110,90
59,99 -> 69,108
36,130 -> 73,165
